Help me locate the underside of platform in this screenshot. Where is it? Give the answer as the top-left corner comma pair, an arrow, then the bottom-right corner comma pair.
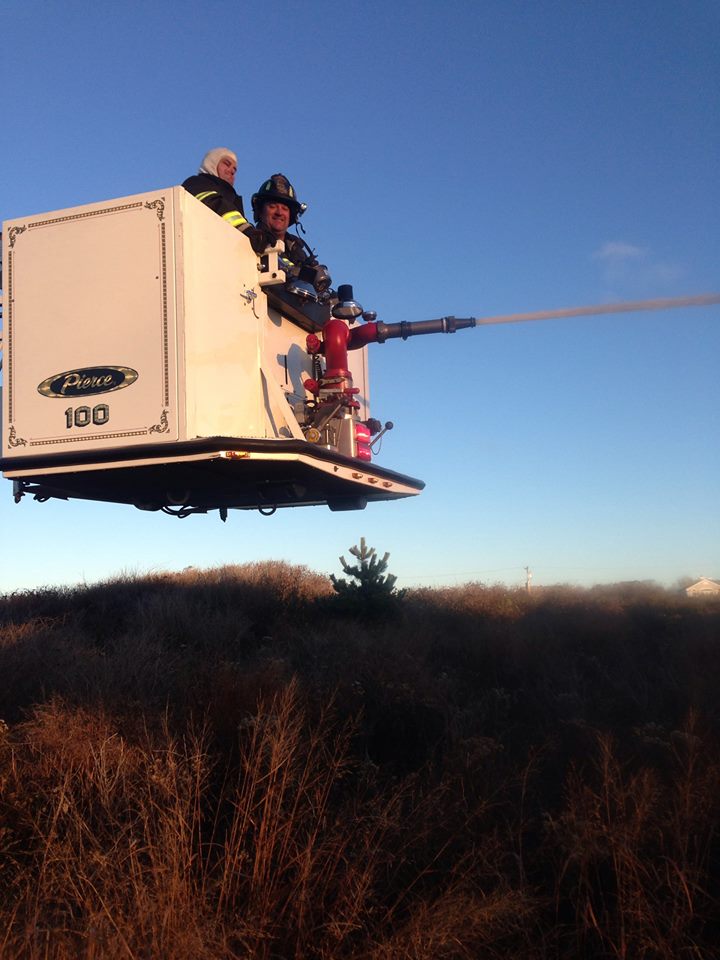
1,437 -> 424,515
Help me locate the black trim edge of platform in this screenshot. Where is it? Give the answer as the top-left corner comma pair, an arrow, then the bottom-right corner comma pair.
1,437 -> 425,490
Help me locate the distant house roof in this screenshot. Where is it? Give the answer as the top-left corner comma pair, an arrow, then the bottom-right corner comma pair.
685,577 -> 720,596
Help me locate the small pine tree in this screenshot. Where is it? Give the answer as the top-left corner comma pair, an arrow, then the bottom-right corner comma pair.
330,538 -> 404,614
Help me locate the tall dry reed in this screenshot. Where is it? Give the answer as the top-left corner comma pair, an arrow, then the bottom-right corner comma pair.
0,565 -> 718,958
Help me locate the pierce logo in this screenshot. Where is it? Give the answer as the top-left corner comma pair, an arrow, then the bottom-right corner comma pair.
38,366 -> 139,398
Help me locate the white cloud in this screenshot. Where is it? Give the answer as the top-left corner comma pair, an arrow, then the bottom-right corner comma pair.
593,241 -> 647,261
592,241 -> 685,294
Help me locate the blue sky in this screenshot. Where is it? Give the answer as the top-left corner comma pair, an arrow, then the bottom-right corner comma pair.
1,0 -> 718,591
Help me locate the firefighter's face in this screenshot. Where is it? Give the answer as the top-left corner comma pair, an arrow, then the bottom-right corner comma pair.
261,201 -> 291,238
216,156 -> 237,185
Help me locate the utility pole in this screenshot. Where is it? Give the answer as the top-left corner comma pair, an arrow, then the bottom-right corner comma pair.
525,566 -> 533,593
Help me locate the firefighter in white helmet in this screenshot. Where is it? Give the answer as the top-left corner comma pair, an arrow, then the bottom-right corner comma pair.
182,148 -> 275,254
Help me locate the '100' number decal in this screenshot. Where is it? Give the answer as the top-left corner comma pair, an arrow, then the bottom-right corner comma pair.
65,404 -> 110,429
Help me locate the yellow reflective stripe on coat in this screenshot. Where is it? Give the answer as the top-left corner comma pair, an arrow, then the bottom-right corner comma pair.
222,210 -> 249,228
195,190 -> 218,201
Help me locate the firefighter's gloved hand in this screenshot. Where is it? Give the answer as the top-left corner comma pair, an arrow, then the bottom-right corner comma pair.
297,260 -> 331,293
311,264 -> 332,293
246,226 -> 276,255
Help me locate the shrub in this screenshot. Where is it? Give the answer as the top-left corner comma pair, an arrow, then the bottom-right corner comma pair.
329,538 -> 405,619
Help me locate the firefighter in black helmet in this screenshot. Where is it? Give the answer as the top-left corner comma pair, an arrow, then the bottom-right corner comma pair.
251,174 -> 332,294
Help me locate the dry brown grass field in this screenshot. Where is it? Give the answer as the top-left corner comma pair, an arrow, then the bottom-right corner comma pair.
1,561 -> 719,958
